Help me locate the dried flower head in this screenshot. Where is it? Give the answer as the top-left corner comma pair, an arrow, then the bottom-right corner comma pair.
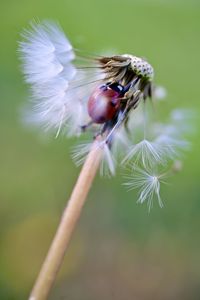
19,20 -> 193,210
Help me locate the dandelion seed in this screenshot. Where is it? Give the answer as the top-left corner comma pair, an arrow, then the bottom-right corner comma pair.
123,106 -> 146,142
111,126 -> 131,158
124,165 -> 165,210
100,142 -> 116,176
72,140 -> 115,176
155,133 -> 190,159
153,121 -> 191,160
71,142 -> 93,166
170,108 -> 196,135
153,85 -> 167,101
123,139 -> 165,167
170,108 -> 195,123
171,160 -> 183,173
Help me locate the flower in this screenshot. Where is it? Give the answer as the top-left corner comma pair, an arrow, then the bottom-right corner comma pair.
19,20 -> 193,210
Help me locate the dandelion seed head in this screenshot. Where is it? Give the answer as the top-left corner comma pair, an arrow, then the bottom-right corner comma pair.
19,20 -> 194,210
122,54 -> 154,80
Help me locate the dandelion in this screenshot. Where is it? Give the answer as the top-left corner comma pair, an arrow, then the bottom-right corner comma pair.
18,20 -> 192,300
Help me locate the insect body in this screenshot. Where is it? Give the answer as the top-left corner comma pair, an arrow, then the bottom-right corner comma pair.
88,85 -> 121,124
88,81 -> 128,124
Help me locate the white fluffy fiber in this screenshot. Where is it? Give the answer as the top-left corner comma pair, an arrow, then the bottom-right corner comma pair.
20,21 -> 75,84
19,21 -> 83,135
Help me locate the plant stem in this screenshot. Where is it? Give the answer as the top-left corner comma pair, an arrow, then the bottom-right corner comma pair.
29,139 -> 103,300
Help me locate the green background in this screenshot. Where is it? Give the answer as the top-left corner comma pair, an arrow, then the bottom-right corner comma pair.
0,0 -> 200,299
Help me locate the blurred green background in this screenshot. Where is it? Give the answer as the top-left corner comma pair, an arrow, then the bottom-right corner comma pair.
1,0 -> 200,299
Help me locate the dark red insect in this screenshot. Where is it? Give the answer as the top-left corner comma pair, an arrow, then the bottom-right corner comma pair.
88,84 -> 123,124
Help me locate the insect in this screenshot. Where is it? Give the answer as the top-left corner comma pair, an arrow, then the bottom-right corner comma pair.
19,21 -> 154,144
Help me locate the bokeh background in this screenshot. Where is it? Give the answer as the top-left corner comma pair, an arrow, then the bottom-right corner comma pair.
1,0 -> 200,299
